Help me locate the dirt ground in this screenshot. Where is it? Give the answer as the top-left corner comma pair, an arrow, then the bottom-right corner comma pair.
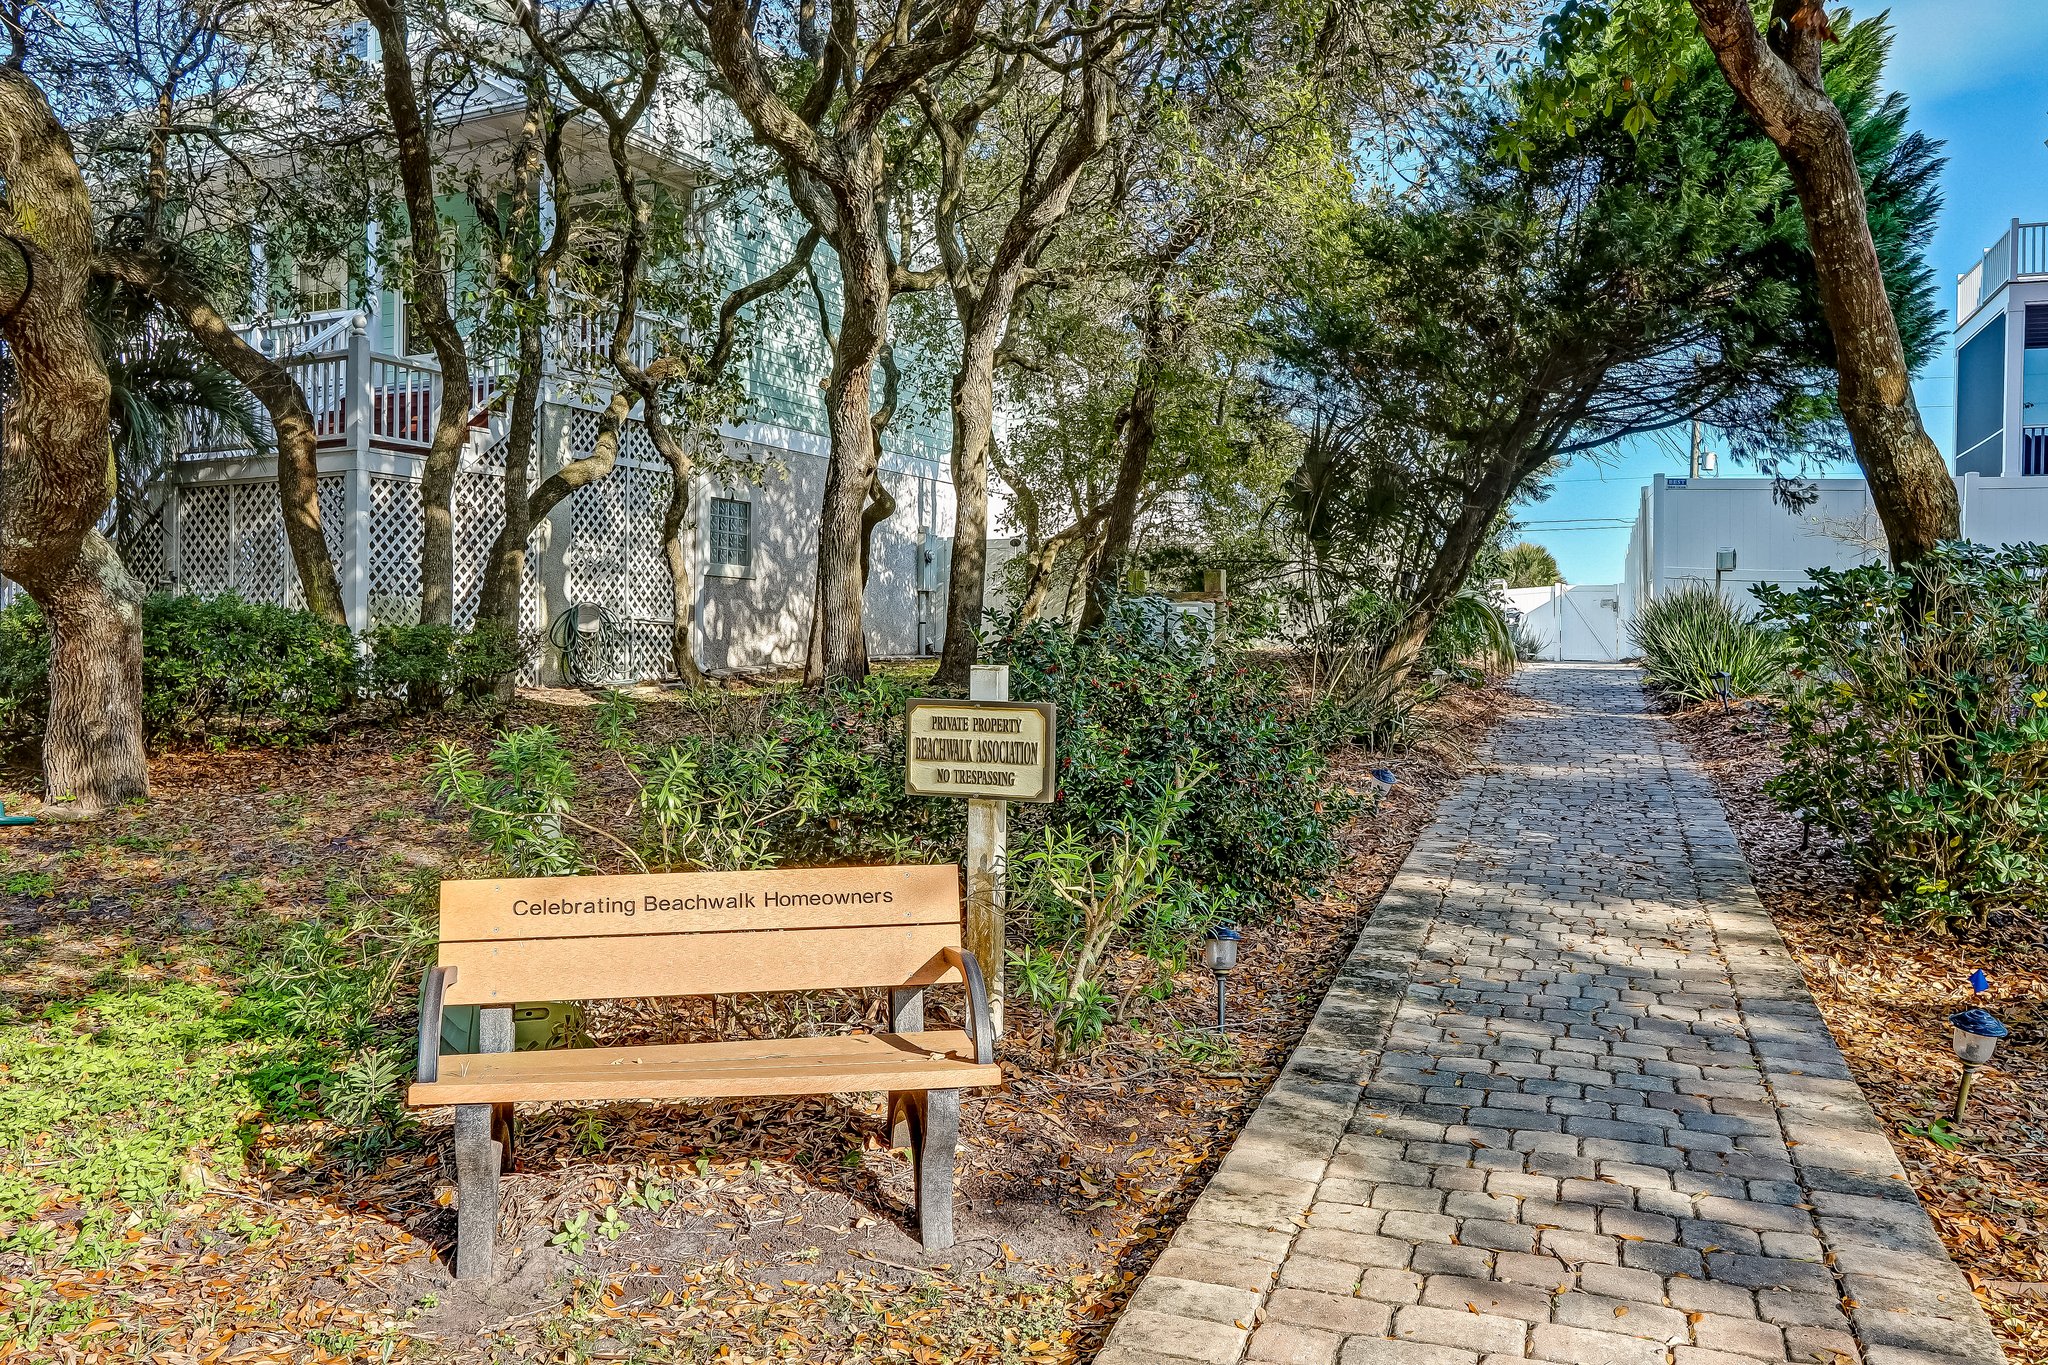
0,679 -> 1514,1363
1668,700 -> 2048,1365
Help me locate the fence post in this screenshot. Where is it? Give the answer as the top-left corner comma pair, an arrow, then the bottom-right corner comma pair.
342,316 -> 374,631
964,663 -> 1010,1038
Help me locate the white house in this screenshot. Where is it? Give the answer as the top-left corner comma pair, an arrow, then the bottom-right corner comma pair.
68,41 -> 957,683
1607,221 -> 2048,650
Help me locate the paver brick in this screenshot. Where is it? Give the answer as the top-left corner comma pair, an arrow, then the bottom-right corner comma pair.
1420,1274 -> 1555,1322
1393,1303 -> 1530,1355
1553,1291 -> 1689,1340
1294,1229 -> 1415,1268
1341,1339 -> 1481,1365
1574,1263 -> 1664,1303
1692,1313 -> 1788,1359
1267,1289 -> 1397,1335
1249,1322 -> 1343,1365
1531,1323 -> 1668,1365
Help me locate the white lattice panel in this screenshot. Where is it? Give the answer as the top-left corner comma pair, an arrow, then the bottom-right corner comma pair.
453,468 -> 506,629
319,474 -> 348,569
625,466 -> 674,622
625,620 -> 674,680
231,483 -> 289,605
566,471 -> 627,608
620,420 -> 660,470
369,476 -> 423,624
181,485 -> 233,595
563,407 -> 603,466
126,519 -> 168,591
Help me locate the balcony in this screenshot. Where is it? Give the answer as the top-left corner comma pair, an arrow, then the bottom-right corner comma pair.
1958,220 -> 2048,321
193,293 -> 680,463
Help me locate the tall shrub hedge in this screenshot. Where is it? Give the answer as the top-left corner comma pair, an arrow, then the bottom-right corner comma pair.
1754,542 -> 2048,926
0,593 -> 521,742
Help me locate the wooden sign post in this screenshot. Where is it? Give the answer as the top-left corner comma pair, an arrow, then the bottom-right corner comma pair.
905,665 -> 1057,1038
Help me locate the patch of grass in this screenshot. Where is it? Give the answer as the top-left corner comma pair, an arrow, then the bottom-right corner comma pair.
3,870 -> 54,896
0,873 -> 436,1254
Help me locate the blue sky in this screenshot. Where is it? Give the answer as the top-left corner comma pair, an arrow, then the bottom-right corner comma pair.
1533,1 -> 2048,583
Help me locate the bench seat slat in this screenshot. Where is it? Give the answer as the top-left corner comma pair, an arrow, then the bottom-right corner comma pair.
408,1030 -> 1000,1105
440,924 -> 963,1005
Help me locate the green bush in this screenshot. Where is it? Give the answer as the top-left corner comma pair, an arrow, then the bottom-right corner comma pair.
142,593 -> 360,737
1630,585 -> 1791,704
0,594 -> 523,743
0,593 -> 359,741
1754,542 -> 2048,927
367,621 -> 522,712
998,607 -> 1349,917
431,680 -> 962,874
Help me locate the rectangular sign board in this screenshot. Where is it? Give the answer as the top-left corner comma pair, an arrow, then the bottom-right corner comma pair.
904,698 -> 1057,803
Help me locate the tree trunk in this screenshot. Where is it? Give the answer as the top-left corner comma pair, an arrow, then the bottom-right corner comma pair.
859,466 -> 897,584
933,329 -> 998,683
806,221 -> 891,685
1079,376 -> 1158,629
95,246 -> 346,625
642,413 -> 706,687
38,535 -> 149,811
362,0 -> 473,625
0,67 -> 148,815
1354,444 -> 1534,710
929,63 -> 1113,686
1688,0 -> 1959,564
475,341 -> 543,637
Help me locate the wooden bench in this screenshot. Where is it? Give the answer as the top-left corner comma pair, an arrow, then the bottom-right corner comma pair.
408,863 -> 1001,1279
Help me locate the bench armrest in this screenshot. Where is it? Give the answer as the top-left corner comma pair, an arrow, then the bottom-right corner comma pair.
941,947 -> 994,1066
417,964 -> 456,1083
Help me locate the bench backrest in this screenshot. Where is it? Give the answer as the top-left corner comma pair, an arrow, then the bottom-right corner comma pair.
435,864 -> 964,1007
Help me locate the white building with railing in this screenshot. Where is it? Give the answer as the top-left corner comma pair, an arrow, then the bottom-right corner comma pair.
1955,218 -> 2048,478
30,50 -> 958,684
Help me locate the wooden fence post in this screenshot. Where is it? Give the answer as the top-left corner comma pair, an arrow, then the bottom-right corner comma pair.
965,663 -> 1009,1037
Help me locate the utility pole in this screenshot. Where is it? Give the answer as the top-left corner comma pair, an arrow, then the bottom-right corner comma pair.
1689,420 -> 1702,479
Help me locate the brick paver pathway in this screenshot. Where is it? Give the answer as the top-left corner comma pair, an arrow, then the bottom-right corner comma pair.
1096,665 -> 2006,1365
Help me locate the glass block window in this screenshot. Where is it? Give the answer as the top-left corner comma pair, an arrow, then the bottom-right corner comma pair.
708,496 -> 752,577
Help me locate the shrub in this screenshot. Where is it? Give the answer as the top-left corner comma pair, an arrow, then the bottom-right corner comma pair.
0,592 -> 359,742
1754,542 -> 2048,927
1630,585 -> 1790,704
431,680 -> 962,874
998,607 -> 1349,916
142,593 -> 359,737
367,621 -> 522,712
1012,764 -> 1205,1060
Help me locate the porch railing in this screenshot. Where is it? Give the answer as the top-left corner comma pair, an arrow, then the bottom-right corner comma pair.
194,289 -> 674,463
2024,426 -> 2048,478
1959,220 -> 2048,320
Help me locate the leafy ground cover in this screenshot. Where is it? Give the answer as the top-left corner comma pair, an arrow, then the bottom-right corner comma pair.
0,674 -> 1511,1363
1670,701 -> 2048,1364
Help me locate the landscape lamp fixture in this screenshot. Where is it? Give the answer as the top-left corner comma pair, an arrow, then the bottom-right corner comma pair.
1950,1007 -> 2007,1122
1714,671 -> 1733,711
1202,926 -> 1241,1031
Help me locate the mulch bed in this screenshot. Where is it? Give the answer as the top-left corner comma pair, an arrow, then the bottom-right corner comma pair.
1667,701 -> 2048,1365
0,679 -> 1515,1363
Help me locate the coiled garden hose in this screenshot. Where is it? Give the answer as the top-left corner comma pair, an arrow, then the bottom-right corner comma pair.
547,601 -> 625,688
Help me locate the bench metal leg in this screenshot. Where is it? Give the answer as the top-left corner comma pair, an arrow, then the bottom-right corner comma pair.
490,1102 -> 515,1173
910,1088 -> 961,1252
453,1102 -> 502,1279
886,1090 -> 915,1152
887,989 -> 925,1151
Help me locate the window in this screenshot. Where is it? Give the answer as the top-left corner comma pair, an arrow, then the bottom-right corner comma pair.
293,256 -> 349,313
708,497 -> 752,577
